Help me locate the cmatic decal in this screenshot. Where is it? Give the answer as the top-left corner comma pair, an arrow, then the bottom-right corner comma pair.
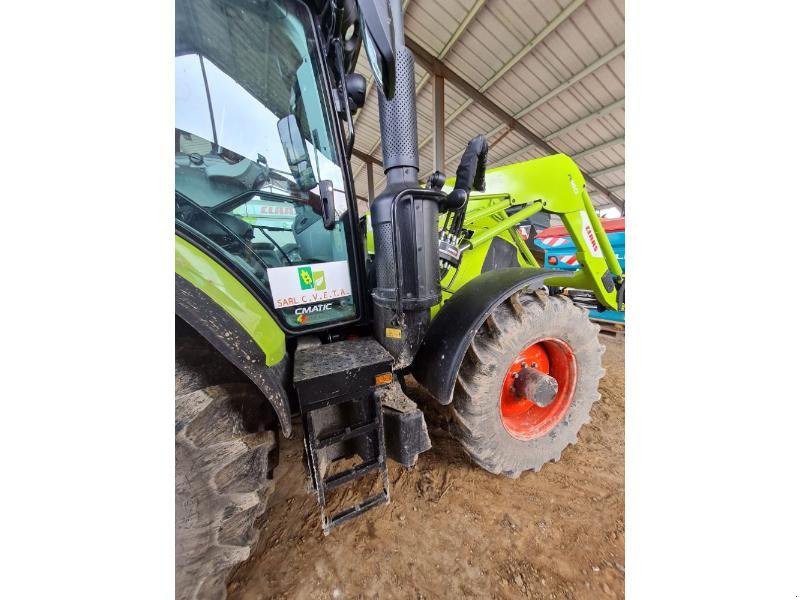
294,303 -> 333,324
580,211 -> 602,258
267,261 -> 352,309
295,303 -> 333,315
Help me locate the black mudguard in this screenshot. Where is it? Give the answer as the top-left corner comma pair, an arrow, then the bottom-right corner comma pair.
410,267 -> 573,405
176,274 -> 293,436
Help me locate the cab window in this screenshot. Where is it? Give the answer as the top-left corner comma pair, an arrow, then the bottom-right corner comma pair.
175,0 -> 357,329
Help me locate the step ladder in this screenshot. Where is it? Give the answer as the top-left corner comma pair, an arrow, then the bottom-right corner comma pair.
293,338 -> 394,534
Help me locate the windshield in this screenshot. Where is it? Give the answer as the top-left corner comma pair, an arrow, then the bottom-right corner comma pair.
175,0 -> 358,330
175,0 -> 345,206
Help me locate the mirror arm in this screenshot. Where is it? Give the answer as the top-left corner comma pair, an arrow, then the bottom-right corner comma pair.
332,38 -> 355,158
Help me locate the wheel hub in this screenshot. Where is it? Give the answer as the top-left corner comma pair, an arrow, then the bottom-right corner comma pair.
500,338 -> 577,440
513,366 -> 559,408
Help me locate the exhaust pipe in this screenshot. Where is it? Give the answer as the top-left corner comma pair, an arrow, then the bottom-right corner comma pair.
370,0 -> 440,367
377,0 -> 418,185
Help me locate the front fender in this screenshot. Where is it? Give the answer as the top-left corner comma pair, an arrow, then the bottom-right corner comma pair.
410,267 -> 573,405
176,274 -> 292,436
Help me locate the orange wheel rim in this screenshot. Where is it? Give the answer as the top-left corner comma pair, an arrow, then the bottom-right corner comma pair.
499,338 -> 577,440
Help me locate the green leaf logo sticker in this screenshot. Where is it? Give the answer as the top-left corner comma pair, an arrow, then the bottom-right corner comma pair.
297,266 -> 314,290
313,270 -> 326,291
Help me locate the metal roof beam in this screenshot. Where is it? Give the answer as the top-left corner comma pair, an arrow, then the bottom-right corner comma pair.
586,179 -> 620,192
515,43 -> 625,119
352,147 -> 382,167
544,97 -> 625,141
488,131 -> 625,169
417,98 -> 473,148
366,161 -> 375,202
570,136 -> 625,161
406,37 -> 624,210
432,73 -> 445,172
588,163 -> 625,178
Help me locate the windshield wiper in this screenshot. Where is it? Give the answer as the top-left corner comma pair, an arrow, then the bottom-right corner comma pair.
251,225 -> 294,265
176,192 -> 289,271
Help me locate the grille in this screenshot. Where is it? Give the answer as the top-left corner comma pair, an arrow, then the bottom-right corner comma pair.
378,47 -> 419,171
374,222 -> 396,289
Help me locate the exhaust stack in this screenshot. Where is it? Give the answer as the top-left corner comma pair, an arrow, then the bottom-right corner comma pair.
370,0 -> 440,366
377,0 -> 418,185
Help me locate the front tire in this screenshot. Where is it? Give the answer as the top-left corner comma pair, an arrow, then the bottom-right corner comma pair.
175,330 -> 278,600
448,293 -> 604,477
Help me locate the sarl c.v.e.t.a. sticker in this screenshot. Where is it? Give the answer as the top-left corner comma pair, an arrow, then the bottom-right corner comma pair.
266,261 -> 352,309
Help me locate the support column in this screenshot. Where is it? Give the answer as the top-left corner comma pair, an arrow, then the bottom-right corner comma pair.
432,73 -> 445,174
367,161 -> 375,203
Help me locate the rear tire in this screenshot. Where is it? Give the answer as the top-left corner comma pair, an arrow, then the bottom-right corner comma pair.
448,293 -> 604,477
175,327 -> 278,600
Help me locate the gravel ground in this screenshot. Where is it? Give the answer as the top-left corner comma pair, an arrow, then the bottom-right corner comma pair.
229,336 -> 625,600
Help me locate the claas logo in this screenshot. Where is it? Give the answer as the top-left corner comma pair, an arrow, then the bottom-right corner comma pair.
297,266 -> 326,291
584,225 -> 600,253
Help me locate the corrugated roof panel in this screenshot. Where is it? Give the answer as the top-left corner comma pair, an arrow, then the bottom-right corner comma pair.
448,110 -> 495,146
585,0 -> 624,43
439,15 -> 519,89
349,0 -> 624,208
482,0 -> 556,50
594,175 -> 624,192
447,5 -> 622,135
567,6 -> 617,54
598,145 -> 624,165
572,68 -> 624,107
557,128 -> 622,159
580,152 -> 615,174
404,0 -> 474,57
579,108 -> 624,144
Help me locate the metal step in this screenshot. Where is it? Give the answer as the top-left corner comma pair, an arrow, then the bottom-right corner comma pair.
326,491 -> 390,530
303,398 -> 390,534
293,339 -> 394,534
323,459 -> 381,491
317,421 -> 379,449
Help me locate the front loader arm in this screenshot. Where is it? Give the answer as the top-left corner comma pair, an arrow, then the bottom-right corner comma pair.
478,154 -> 624,311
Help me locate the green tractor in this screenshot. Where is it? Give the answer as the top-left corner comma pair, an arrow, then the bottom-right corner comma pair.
174,0 -> 624,597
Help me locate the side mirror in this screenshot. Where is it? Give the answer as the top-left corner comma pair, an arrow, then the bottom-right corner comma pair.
345,73 -> 367,113
277,114 -> 317,191
356,0 -> 396,100
318,180 -> 337,230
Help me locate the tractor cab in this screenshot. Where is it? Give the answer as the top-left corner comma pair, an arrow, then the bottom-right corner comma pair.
175,0 -> 368,331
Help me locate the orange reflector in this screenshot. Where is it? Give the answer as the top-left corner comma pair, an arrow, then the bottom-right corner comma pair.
375,372 -> 393,386
548,256 -> 558,265
385,327 -> 402,339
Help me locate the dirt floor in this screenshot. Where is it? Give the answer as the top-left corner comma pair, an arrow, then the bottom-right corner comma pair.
229,337 -> 624,600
